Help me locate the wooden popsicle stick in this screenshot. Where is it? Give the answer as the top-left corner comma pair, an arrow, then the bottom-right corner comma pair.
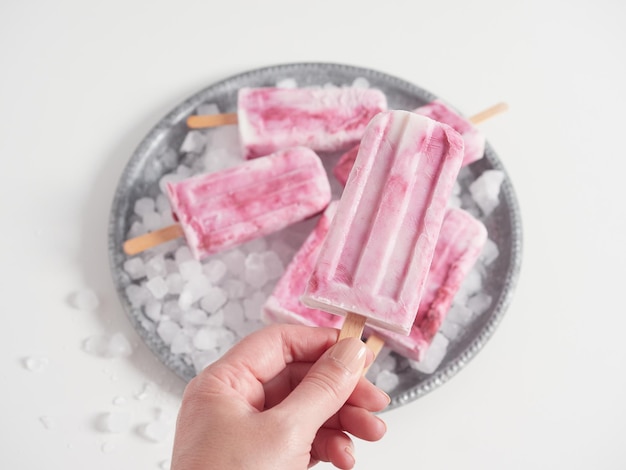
123,224 -> 185,256
186,112 -> 238,129
468,102 -> 509,125
338,312 -> 367,341
363,333 -> 385,375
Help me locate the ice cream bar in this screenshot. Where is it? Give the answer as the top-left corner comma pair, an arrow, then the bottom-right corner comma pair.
333,99 -> 489,186
366,207 -> 487,361
302,111 -> 465,335
166,146 -> 331,260
237,87 -> 387,159
262,202 -> 343,329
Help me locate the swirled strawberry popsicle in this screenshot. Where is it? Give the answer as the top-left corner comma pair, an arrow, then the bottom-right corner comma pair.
302,110 -> 465,336
333,99 -> 486,186
123,147 -> 332,259
188,86 -> 388,160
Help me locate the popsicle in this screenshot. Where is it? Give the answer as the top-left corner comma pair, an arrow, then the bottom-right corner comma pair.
187,86 -> 388,159
301,110 -> 465,336
365,207 -> 488,361
333,100 -> 507,186
263,202 -> 486,361
123,147 -> 331,259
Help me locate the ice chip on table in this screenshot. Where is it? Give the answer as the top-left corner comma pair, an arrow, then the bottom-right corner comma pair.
333,99 -> 486,186
302,111 -> 465,335
23,356 -> 49,372
366,208 -> 488,360
166,147 -> 331,260
237,86 -> 387,159
102,411 -> 132,434
469,169 -> 505,216
70,288 -> 100,311
262,202 -> 344,330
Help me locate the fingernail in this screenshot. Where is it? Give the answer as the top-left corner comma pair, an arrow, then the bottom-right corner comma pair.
379,388 -> 392,406
329,338 -> 367,374
344,445 -> 355,468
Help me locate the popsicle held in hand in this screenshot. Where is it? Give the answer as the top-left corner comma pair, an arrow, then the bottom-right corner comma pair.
123,147 -> 331,259
301,111 -> 465,337
187,86 -> 388,159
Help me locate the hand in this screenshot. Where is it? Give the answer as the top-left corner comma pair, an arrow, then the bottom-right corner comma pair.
171,324 -> 390,470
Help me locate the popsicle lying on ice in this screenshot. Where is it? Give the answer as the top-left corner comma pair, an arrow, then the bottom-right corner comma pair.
262,202 -> 486,361
365,207 -> 487,361
187,86 -> 388,159
333,100 -> 507,186
123,147 -> 331,259
301,110 -> 465,337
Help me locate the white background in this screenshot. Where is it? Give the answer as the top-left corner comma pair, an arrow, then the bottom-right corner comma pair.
1,0 -> 625,468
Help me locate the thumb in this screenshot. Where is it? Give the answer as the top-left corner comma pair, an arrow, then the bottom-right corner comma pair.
276,337 -> 370,432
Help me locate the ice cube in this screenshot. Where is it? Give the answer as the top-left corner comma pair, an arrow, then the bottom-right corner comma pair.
180,130 -> 207,154
480,238 -> 500,265
127,220 -> 146,238
159,173 -> 185,194
155,193 -> 171,213
146,277 -> 168,300
123,258 -> 146,280
102,411 -> 131,433
165,272 -> 185,295
409,334 -> 450,374
23,357 -> 49,372
244,252 -> 268,289
70,288 -> 100,311
182,308 -> 208,326
199,287 -> 228,314
145,255 -> 167,279
134,197 -> 156,216
454,269 -> 483,304
223,278 -> 246,299
276,78 -> 298,88
174,246 -> 193,264
142,211 -> 163,232
467,292 -> 493,316
222,249 -> 246,278
203,259 -> 227,284
222,301 -> 245,331
193,328 -> 219,350
261,251 -> 284,280
192,350 -> 220,373
206,309 -> 224,327
106,333 -> 133,358
157,320 -> 181,345
179,259 -> 204,282
351,77 -> 370,88
170,331 -> 192,355
375,370 -> 399,392
243,291 -> 266,321
469,170 -> 505,217
440,320 -> 462,340
243,237 -> 268,253
125,283 -> 151,308
446,303 -> 473,326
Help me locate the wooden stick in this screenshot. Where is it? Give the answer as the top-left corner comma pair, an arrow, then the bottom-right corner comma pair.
363,333 -> 385,375
123,224 -> 184,256
186,112 -> 238,129
468,102 -> 509,125
338,312 -> 367,341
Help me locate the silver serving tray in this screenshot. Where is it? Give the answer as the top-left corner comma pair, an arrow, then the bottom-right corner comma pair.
108,63 -> 523,410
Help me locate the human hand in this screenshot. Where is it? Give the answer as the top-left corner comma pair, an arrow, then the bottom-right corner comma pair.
171,324 -> 390,470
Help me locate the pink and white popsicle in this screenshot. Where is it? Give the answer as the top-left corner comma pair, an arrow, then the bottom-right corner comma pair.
263,204 -> 487,361
332,100 -> 505,186
187,86 -> 388,160
301,111 -> 465,336
123,147 -> 331,258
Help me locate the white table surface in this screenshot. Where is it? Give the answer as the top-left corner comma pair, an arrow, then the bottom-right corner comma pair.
2,0 -> 625,468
